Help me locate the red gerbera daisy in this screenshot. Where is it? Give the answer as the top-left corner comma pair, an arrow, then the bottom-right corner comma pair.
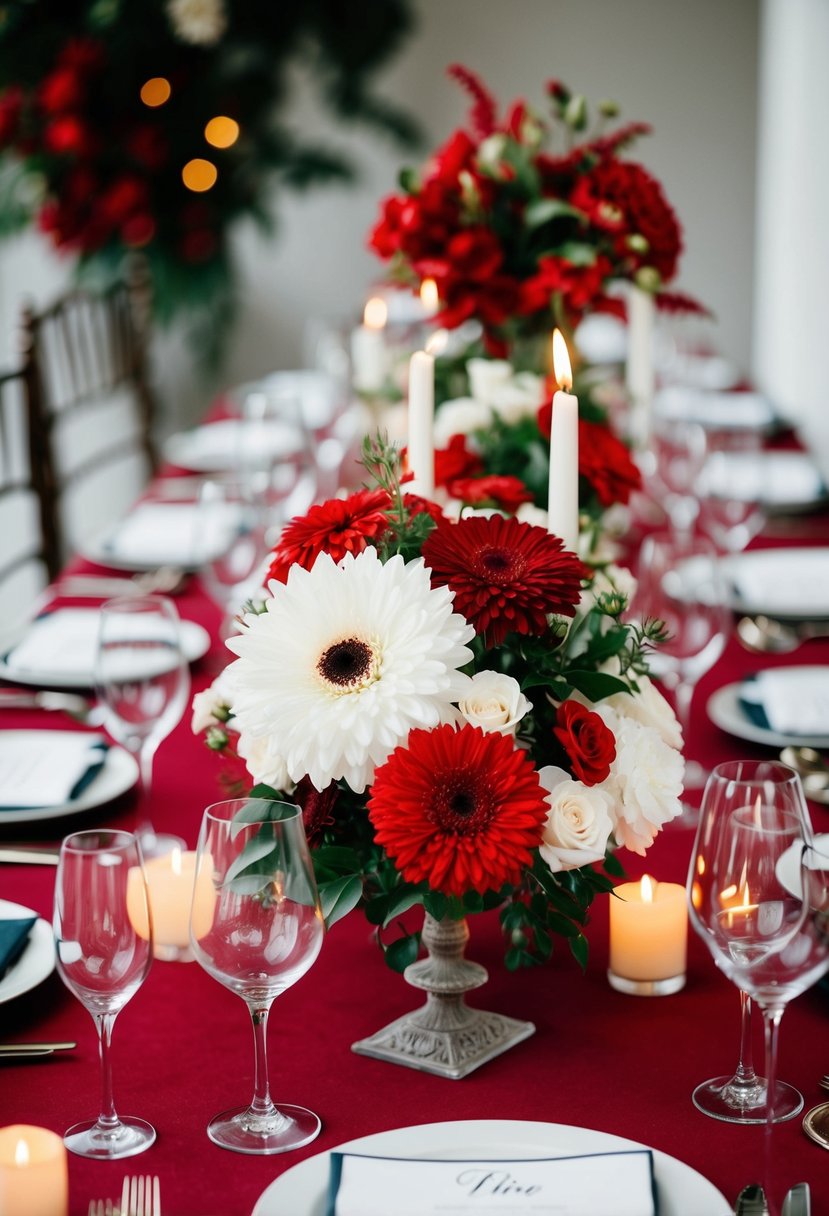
421,514 -> 585,647
368,724 -> 548,897
266,488 -> 389,583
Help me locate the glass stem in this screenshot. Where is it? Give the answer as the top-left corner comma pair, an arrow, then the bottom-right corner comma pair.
674,678 -> 694,742
733,991 -> 758,1087
95,1012 -> 119,1129
249,1002 -> 276,1118
762,1008 -> 785,1206
138,740 -> 157,799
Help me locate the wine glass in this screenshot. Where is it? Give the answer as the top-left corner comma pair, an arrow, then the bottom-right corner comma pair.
687,761 -> 812,1127
633,532 -> 729,797
95,594 -> 190,857
646,416 -> 708,539
196,476 -> 271,637
698,427 -> 767,553
190,798 -> 325,1154
53,830 -> 154,1158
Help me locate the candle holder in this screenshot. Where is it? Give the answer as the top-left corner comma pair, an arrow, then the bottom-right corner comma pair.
607,876 -> 688,998
607,971 -> 686,997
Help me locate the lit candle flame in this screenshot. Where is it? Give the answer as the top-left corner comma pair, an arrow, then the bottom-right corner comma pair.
552,328 -> 572,391
171,846 -> 182,877
363,297 -> 387,330
420,278 -> 439,313
640,874 -> 655,903
425,329 -> 449,356
14,1139 -> 29,1167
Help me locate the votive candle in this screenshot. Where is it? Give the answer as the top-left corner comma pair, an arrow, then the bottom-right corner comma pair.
608,874 -> 687,996
126,848 -> 215,961
0,1125 -> 68,1216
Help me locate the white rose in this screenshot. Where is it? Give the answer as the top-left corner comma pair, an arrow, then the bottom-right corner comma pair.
433,397 -> 494,447
477,134 -> 507,168
601,674 -> 683,752
596,707 -> 684,855
191,668 -> 234,734
467,357 -> 514,403
236,729 -> 290,791
457,671 -> 531,736
489,372 -> 545,424
515,502 -> 549,530
538,765 -> 614,872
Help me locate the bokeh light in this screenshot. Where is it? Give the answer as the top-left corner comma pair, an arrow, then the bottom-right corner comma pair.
182,158 -> 218,192
204,116 -> 240,148
140,77 -> 171,107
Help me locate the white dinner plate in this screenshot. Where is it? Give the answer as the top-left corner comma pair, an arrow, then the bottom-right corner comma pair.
706,677 -> 829,749
0,734 -> 138,823
654,386 -> 777,432
0,609 -> 210,689
0,899 -> 55,1004
702,451 -> 827,514
251,1120 -> 729,1216
777,832 -> 829,898
81,501 -> 230,572
680,549 -> 829,621
163,417 -> 305,474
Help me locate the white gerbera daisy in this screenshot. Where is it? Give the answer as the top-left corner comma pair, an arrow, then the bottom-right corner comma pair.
225,547 -> 475,793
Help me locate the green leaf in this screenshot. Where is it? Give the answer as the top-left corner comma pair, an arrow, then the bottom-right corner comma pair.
363,893 -> 390,926
398,166 -> 420,194
319,875 -> 363,927
423,891 -> 449,921
563,671 -> 631,702
603,852 -> 627,879
384,933 -> 420,973
462,890 -> 484,914
524,198 -> 584,228
312,845 -> 363,874
569,934 -> 590,971
224,873 -> 274,897
382,887 -> 424,928
555,241 -> 598,266
224,834 -> 277,885
504,945 -> 524,972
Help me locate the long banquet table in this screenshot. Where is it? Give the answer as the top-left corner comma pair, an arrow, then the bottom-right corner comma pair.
1,480 -> 828,1216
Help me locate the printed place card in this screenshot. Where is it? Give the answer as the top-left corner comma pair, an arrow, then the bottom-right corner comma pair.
327,1150 -> 657,1216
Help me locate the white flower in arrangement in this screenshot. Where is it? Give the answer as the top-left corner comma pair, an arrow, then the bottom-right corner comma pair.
597,706 -> 684,855
433,397 -> 494,447
236,729 -> 290,791
190,667 -> 234,734
488,372 -> 545,425
538,765 -> 614,872
226,546 -> 475,793
457,671 -> 532,737
467,357 -> 513,403
579,561 -> 637,613
167,0 -> 227,44
600,673 -> 683,753
515,502 -> 549,530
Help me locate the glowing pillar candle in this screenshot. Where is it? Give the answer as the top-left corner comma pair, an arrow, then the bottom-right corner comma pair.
419,277 -> 439,317
127,848 -> 215,962
547,329 -> 579,552
625,285 -> 655,446
351,297 -> 389,393
608,874 -> 687,996
407,349 -> 435,497
0,1126 -> 68,1216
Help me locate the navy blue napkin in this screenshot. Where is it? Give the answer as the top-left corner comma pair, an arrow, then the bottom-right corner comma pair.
738,677 -> 771,730
0,917 -> 37,979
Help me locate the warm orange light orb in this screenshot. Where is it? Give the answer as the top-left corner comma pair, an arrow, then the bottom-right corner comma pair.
182,158 -> 218,192
140,77 -> 171,107
204,116 -> 240,148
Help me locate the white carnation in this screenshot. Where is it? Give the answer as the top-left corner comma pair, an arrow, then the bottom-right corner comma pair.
457,671 -> 531,737
433,397 -> 494,447
236,730 -> 289,791
489,372 -> 545,424
467,357 -> 513,403
191,667 -> 234,734
600,674 -> 683,752
516,502 -> 549,530
538,765 -> 614,872
597,706 -> 684,854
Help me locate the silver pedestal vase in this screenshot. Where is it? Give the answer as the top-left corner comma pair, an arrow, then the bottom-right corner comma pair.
352,912 -> 535,1079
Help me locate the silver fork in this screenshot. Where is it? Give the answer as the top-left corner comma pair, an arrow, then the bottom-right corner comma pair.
819,1074 -> 829,1091
121,1175 -> 161,1216
87,1201 -> 118,1216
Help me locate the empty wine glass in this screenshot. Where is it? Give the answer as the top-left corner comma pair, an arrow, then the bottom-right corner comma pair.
53,830 -> 154,1158
698,428 -> 767,553
633,532 -> 729,798
196,476 -> 271,638
95,594 -> 190,857
646,416 -> 708,539
687,762 -> 811,1126
190,798 -> 325,1154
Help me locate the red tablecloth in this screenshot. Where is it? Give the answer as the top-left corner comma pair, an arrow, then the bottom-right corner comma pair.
2,532 -> 829,1216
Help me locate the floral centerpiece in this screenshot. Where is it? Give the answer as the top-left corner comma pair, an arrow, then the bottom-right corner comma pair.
194,436 -> 683,979
369,63 -> 701,358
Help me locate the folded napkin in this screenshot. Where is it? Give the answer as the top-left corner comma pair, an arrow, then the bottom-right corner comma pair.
172,418 -> 304,468
704,452 -> 825,506
103,501 -> 234,566
327,1150 -> 657,1216
0,917 -> 37,978
655,386 -> 776,430
730,550 -> 829,618
0,732 -> 108,809
739,669 -> 829,737
5,607 -> 187,681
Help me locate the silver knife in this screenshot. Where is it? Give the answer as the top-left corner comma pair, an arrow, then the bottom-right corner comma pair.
781,1183 -> 811,1216
735,1184 -> 769,1216
0,848 -> 60,865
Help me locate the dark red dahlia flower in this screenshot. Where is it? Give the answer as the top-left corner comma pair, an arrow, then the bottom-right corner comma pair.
294,776 -> 339,847
368,723 -> 548,897
422,514 -> 585,647
446,475 -> 534,514
553,700 -> 616,785
266,488 -> 390,584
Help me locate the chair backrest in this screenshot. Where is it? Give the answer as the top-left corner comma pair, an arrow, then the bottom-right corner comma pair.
24,281 -> 159,564
0,355 -> 59,634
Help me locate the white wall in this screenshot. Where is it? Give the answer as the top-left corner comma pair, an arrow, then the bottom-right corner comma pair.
0,0 -> 760,431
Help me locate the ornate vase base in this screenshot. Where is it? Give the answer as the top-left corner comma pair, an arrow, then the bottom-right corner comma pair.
352,1007 -> 535,1080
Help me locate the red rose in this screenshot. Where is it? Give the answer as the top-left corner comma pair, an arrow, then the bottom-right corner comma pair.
537,407 -> 641,508
447,474 -> 534,514
433,434 -> 484,487
553,700 -> 616,785
570,160 -> 681,282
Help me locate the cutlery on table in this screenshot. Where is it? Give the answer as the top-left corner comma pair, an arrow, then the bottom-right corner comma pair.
0,689 -> 101,725
820,1074 -> 829,1091
0,1042 -> 76,1058
0,847 -> 60,865
802,1100 -> 829,1150
779,747 -> 829,805
121,1174 -> 161,1216
734,1183 -> 769,1216
87,1200 -> 119,1216
56,567 -> 187,597
781,1182 -> 811,1216
737,614 -> 829,654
